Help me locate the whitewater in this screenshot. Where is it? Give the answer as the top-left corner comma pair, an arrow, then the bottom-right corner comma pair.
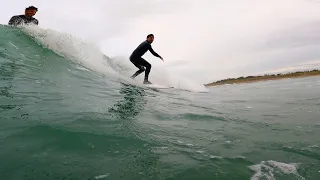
0,24 -> 319,180
23,25 -> 209,92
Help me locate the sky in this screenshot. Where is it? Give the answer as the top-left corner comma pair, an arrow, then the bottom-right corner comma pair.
1,0 -> 320,83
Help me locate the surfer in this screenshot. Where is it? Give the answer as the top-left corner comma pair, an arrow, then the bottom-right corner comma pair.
129,34 -> 163,84
8,6 -> 39,26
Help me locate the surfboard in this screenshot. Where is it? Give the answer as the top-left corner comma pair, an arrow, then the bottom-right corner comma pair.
144,83 -> 174,89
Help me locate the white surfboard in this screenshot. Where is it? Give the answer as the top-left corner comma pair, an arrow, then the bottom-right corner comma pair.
144,83 -> 174,89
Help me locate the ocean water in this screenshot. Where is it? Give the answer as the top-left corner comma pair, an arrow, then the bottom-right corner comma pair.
0,25 -> 320,180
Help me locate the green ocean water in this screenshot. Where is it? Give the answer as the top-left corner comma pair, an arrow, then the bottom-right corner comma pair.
0,25 -> 320,180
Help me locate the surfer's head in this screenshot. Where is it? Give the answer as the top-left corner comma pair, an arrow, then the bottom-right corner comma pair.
25,6 -> 38,17
146,34 -> 154,43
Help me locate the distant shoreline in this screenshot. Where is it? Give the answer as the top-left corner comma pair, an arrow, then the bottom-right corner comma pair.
204,69 -> 320,87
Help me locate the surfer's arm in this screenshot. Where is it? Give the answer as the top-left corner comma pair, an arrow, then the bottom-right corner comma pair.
8,16 -> 21,26
34,19 -> 39,25
149,46 -> 162,59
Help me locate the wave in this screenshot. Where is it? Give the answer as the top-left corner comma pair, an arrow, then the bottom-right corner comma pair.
14,25 -> 209,93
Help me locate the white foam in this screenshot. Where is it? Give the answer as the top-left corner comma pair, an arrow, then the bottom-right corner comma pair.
94,173 -> 110,179
158,146 -> 168,149
21,25 -> 117,77
172,79 -> 209,93
19,26 -> 209,93
234,156 -> 246,159
196,150 -> 204,154
8,41 -> 19,49
75,65 -> 91,72
209,155 -> 223,159
308,144 -> 319,148
249,160 -> 305,180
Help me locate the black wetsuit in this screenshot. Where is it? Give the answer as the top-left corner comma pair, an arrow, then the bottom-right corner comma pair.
130,40 -> 162,81
8,15 -> 39,26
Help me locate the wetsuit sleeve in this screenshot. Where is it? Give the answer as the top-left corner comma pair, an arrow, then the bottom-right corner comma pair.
8,16 -> 21,26
34,19 -> 39,25
149,45 -> 161,58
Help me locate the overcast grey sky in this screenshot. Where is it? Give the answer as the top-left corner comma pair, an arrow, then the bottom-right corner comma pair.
1,0 -> 320,83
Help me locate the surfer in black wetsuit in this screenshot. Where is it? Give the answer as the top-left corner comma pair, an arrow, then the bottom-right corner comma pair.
130,34 -> 163,84
8,6 -> 39,26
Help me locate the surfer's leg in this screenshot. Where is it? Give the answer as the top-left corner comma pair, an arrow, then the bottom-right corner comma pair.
131,67 -> 145,79
138,58 -> 151,83
130,58 -> 145,79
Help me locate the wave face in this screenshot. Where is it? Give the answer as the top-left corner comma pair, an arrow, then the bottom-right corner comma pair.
0,25 -> 320,180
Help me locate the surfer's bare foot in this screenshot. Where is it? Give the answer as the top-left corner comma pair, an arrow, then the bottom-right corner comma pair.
143,80 -> 152,84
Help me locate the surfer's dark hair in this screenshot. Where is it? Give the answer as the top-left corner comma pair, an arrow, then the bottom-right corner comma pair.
26,6 -> 38,11
147,34 -> 154,38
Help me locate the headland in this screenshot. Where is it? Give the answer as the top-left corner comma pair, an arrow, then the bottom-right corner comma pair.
205,69 -> 320,87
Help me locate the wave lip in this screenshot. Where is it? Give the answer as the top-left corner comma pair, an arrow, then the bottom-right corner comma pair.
20,25 -> 209,93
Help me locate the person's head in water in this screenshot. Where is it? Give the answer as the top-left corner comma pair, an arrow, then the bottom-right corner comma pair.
146,34 -> 154,43
25,6 -> 38,17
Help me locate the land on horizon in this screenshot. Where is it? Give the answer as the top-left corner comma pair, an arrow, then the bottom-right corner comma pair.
205,69 -> 320,86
